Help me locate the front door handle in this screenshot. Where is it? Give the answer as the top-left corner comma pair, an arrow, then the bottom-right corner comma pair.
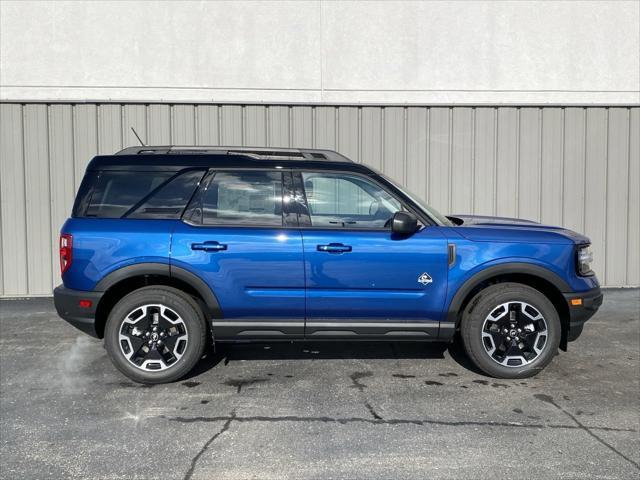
317,243 -> 352,253
191,241 -> 227,252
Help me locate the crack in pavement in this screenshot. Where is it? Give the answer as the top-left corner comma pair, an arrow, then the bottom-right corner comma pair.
364,402 -> 383,420
184,410 -> 236,480
160,413 -> 636,433
533,394 -> 639,470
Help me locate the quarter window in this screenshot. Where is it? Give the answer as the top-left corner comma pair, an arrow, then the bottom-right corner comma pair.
83,171 -> 173,218
301,172 -> 401,228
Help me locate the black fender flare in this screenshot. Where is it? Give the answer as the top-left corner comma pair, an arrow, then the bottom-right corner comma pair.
445,262 -> 571,324
95,262 -> 222,318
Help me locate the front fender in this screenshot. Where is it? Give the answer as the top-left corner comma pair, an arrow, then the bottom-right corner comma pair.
444,259 -> 571,324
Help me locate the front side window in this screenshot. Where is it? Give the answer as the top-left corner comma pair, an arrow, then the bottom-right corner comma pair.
198,171 -> 284,226
301,172 -> 401,228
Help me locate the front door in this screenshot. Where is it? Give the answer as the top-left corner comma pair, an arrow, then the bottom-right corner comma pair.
296,171 -> 449,339
171,169 -> 305,339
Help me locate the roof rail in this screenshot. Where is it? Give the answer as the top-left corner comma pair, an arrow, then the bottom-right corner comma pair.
115,145 -> 353,162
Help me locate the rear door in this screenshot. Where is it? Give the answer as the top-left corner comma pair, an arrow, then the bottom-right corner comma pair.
296,171 -> 449,339
171,169 -> 306,339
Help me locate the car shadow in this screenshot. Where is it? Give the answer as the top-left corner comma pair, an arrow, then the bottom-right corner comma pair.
184,338 -> 485,379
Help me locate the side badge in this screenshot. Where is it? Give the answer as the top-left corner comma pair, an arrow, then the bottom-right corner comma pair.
418,272 -> 433,286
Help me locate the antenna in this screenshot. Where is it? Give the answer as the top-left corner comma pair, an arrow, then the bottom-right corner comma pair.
130,127 -> 145,146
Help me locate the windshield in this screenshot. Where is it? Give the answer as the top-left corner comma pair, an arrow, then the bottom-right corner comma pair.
380,174 -> 453,227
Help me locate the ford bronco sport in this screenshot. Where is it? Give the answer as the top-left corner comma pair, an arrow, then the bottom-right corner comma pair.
54,146 -> 602,384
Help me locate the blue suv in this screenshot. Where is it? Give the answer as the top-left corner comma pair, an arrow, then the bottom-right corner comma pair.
54,146 -> 602,383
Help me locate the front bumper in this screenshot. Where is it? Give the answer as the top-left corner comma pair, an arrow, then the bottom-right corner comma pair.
563,287 -> 603,341
53,285 -> 104,338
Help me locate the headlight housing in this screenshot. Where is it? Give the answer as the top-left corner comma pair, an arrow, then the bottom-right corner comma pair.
576,244 -> 594,276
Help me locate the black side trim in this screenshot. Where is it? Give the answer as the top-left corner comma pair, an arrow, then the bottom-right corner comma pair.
305,321 -> 440,339
54,285 -> 103,338
445,263 -> 572,324
213,321 -> 305,340
95,263 -> 170,291
94,262 -> 222,319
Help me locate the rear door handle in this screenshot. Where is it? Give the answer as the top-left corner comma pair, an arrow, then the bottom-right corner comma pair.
317,243 -> 352,253
191,241 -> 227,252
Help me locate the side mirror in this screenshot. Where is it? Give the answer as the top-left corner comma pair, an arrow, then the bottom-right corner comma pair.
391,211 -> 419,235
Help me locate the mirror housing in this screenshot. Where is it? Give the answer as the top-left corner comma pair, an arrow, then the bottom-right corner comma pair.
391,211 -> 419,235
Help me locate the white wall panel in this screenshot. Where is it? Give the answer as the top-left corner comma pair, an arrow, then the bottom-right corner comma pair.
428,108 -> 450,213
48,104 -> 75,289
450,108 -> 473,215
0,103 -> 27,295
1,1 -> 637,105
268,106 -> 290,148
291,107 -> 313,148
517,108 -> 541,222
383,107 -> 405,185
496,108 -> 519,218
0,103 -> 637,295
473,108 -> 497,216
584,109 -> 608,279
605,108 -> 631,286
195,105 -> 220,146
22,104 -> 51,294
244,106 -> 266,147
540,108 -> 564,227
628,109 -> 640,286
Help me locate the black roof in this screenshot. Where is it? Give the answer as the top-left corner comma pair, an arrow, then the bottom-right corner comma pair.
87,146 -> 376,174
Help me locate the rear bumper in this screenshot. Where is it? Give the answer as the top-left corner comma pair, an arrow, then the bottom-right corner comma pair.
53,285 -> 104,338
563,287 -> 603,341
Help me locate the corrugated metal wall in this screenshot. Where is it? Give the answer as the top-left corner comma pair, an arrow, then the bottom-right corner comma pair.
0,103 -> 638,295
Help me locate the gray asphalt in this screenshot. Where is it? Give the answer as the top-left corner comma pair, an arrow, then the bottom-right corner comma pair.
1,289 -> 638,480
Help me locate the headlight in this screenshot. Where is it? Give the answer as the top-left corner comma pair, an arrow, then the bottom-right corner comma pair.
577,244 -> 594,276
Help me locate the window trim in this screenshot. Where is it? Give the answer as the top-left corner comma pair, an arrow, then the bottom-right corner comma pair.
292,170 -> 429,231
181,168 -> 295,229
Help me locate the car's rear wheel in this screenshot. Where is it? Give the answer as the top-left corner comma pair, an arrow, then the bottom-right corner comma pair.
104,286 -> 207,384
461,283 -> 561,379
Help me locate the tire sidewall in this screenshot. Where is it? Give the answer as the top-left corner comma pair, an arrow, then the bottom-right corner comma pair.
462,283 -> 561,378
104,286 -> 206,384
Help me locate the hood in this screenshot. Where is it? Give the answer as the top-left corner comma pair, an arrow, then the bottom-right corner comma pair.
447,214 -> 590,244
448,214 -> 539,227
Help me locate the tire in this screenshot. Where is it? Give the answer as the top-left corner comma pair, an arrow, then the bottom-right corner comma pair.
460,283 -> 561,379
104,286 -> 207,384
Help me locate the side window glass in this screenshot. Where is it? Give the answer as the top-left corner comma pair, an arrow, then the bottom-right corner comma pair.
301,172 -> 401,228
127,169 -> 206,219
201,171 -> 284,226
84,171 -> 173,218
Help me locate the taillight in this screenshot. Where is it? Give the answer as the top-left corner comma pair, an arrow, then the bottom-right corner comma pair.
60,234 -> 73,274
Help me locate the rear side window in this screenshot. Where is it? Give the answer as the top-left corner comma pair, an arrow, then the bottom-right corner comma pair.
185,171 -> 284,226
127,170 -> 206,219
76,170 -> 204,219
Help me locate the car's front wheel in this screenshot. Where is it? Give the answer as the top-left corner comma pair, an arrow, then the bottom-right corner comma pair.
104,286 -> 207,384
461,283 -> 561,379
